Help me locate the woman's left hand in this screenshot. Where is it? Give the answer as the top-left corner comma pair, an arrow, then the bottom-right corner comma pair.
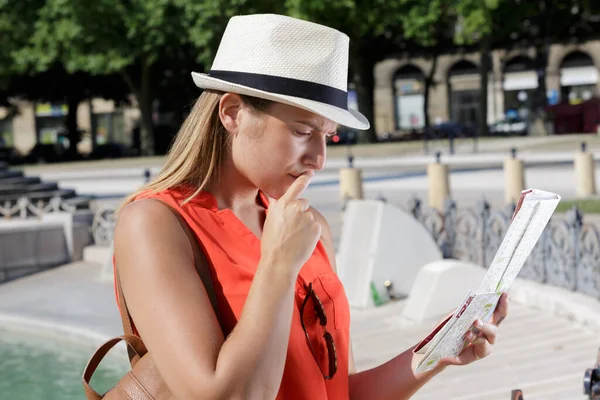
439,292 -> 509,367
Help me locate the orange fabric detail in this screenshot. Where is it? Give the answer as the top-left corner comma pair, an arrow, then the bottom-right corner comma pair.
113,186 -> 351,399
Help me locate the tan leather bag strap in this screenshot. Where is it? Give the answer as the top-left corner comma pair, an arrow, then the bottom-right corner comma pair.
115,202 -> 224,362
82,334 -> 147,399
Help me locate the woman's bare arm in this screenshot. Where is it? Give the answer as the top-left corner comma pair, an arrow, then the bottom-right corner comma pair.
115,199 -> 300,400
312,208 -> 508,400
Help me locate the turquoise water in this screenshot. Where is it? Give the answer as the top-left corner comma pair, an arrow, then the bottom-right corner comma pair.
0,329 -> 129,399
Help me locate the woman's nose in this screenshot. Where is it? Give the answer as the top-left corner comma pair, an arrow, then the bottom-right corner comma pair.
303,137 -> 326,171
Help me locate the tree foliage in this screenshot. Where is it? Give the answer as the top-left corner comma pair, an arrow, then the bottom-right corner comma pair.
3,0 -> 600,147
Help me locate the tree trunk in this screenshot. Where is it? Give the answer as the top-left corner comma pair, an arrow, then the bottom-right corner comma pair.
65,95 -> 81,159
479,38 -> 491,137
122,64 -> 154,156
88,99 -> 97,151
350,47 -> 377,143
139,62 -> 155,155
534,40 -> 550,111
423,52 -> 439,130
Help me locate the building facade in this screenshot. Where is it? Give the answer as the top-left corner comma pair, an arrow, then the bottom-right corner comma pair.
374,40 -> 600,138
0,98 -> 140,155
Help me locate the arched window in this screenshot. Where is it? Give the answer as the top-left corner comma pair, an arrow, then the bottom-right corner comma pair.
393,64 -> 425,130
502,55 -> 536,122
448,60 -> 479,127
560,51 -> 597,104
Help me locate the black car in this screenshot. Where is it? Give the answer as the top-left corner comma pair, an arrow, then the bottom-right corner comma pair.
489,119 -> 528,136
327,130 -> 357,145
25,143 -> 68,164
88,143 -> 137,159
430,122 -> 477,139
0,146 -> 23,165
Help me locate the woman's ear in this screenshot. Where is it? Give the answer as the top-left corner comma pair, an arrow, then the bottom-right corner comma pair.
219,93 -> 244,134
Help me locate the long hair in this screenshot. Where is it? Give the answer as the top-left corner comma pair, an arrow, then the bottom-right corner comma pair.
118,90 -> 272,212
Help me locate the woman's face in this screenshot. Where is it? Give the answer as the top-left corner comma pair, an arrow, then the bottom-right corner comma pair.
222,95 -> 337,199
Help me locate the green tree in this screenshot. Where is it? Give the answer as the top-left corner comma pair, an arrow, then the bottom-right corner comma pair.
2,63 -> 129,156
0,0 -> 43,88
453,0 -> 500,137
285,0 -> 402,142
495,0 -> 600,111
180,0 -> 285,70
2,0 -> 134,157
398,0 -> 455,131
19,0 -> 197,155
0,0 -> 43,97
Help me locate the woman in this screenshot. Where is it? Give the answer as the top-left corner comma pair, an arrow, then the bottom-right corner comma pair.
114,14 -> 509,400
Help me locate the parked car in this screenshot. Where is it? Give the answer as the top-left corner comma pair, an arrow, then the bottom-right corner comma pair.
24,143 -> 68,164
327,129 -> 357,145
429,122 -> 477,139
378,129 -> 422,142
0,146 -> 23,165
489,118 -> 528,136
88,143 -> 137,159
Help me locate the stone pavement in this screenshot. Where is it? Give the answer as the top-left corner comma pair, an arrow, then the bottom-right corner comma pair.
0,261 -> 596,399
352,299 -> 596,400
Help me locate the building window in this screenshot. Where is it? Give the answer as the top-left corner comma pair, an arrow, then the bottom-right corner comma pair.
448,60 -> 480,127
93,111 -> 126,145
502,56 -> 538,122
451,90 -> 480,126
0,117 -> 13,147
393,64 -> 426,131
560,51 -> 597,105
35,103 -> 69,145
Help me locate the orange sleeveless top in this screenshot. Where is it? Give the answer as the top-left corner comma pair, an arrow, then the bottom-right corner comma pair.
115,185 -> 351,399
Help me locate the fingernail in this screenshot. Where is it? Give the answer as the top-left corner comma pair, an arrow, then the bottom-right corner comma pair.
475,319 -> 482,328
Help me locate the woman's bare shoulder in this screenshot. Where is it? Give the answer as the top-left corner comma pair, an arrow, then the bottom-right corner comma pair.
114,199 -> 193,267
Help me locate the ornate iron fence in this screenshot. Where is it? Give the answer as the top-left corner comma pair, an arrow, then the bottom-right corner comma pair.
92,206 -> 118,246
407,197 -> 600,300
89,196 -> 600,299
0,196 -> 79,219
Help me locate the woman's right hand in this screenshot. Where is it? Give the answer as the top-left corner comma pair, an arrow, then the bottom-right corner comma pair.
261,171 -> 322,274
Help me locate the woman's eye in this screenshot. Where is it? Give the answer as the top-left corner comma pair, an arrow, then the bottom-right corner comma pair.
295,131 -> 311,137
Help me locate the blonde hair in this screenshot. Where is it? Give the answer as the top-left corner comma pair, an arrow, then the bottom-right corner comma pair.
118,90 -> 273,212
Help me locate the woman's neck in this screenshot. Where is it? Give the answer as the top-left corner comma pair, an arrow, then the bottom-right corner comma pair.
206,155 -> 263,213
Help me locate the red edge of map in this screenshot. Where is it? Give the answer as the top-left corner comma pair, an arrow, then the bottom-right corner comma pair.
413,314 -> 453,353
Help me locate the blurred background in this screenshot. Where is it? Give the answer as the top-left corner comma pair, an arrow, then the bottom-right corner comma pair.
1,0 -> 600,163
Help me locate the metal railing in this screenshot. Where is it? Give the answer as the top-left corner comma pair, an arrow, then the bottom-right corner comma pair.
90,194 -> 600,300
405,197 -> 600,300
0,196 -> 79,219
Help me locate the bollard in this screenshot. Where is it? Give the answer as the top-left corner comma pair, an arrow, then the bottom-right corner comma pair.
504,148 -> 525,204
583,347 -> 600,400
574,141 -> 596,198
339,151 -> 363,202
427,152 -> 450,211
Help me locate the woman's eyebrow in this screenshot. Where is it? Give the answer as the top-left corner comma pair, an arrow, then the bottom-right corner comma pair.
294,119 -> 336,134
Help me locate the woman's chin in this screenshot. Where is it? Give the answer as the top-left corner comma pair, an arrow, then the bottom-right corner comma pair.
261,175 -> 303,200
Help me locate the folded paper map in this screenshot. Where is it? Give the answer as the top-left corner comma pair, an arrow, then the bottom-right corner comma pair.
413,188 -> 561,373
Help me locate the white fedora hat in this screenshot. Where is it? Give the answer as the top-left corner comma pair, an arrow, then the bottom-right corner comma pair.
191,14 -> 370,130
